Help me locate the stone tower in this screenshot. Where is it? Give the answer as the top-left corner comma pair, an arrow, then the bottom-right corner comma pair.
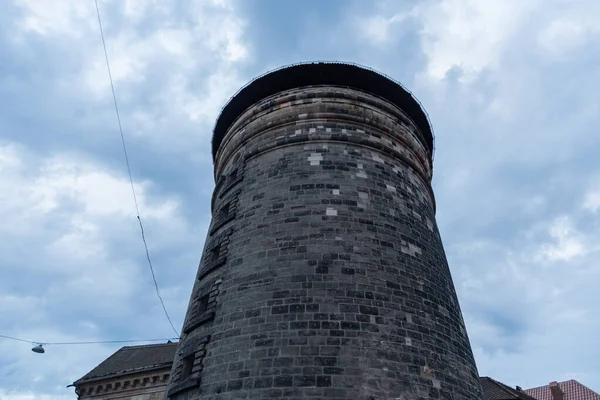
166,63 -> 483,400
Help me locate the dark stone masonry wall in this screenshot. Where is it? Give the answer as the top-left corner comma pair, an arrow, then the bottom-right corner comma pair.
166,84 -> 484,399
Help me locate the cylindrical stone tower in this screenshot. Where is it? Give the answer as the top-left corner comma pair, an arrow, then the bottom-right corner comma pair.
166,63 -> 483,400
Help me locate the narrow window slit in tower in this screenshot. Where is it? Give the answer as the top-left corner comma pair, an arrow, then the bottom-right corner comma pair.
219,203 -> 230,220
181,354 -> 195,380
209,246 -> 220,263
197,294 -> 209,315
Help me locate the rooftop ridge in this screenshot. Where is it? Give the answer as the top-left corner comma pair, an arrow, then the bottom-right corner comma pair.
120,342 -> 178,350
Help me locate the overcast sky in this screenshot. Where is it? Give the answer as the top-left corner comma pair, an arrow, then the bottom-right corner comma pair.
1,0 -> 599,398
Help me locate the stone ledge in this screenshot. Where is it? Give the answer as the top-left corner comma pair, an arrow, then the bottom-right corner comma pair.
182,311 -> 215,334
166,377 -> 200,398
209,212 -> 236,235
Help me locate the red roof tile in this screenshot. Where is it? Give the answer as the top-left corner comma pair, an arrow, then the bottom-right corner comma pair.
525,380 -> 600,400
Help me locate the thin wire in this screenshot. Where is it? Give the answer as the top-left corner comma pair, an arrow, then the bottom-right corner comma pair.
0,334 -> 31,343
94,0 -> 180,338
0,334 -> 178,346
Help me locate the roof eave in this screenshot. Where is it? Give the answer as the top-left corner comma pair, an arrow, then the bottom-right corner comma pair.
72,363 -> 173,386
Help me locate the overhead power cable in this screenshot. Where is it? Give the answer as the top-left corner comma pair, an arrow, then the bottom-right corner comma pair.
94,0 -> 180,338
0,334 -> 179,346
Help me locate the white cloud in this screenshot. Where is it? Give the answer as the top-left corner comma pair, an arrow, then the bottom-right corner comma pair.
583,176 -> 600,213
0,143 -> 21,170
0,144 -> 178,240
415,0 -> 541,81
122,0 -> 161,20
360,13 -> 408,45
14,0 -> 94,37
536,216 -> 587,262
178,67 -> 246,123
81,25 -> 247,101
0,142 -> 194,395
11,0 -> 250,151
357,0 -> 600,82
32,157 -> 177,218
453,198 -> 600,386
537,5 -> 600,57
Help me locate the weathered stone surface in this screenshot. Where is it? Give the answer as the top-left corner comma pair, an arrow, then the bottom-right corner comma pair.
166,78 -> 483,399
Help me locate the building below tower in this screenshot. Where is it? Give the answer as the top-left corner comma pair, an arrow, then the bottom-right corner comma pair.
70,342 -> 176,400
